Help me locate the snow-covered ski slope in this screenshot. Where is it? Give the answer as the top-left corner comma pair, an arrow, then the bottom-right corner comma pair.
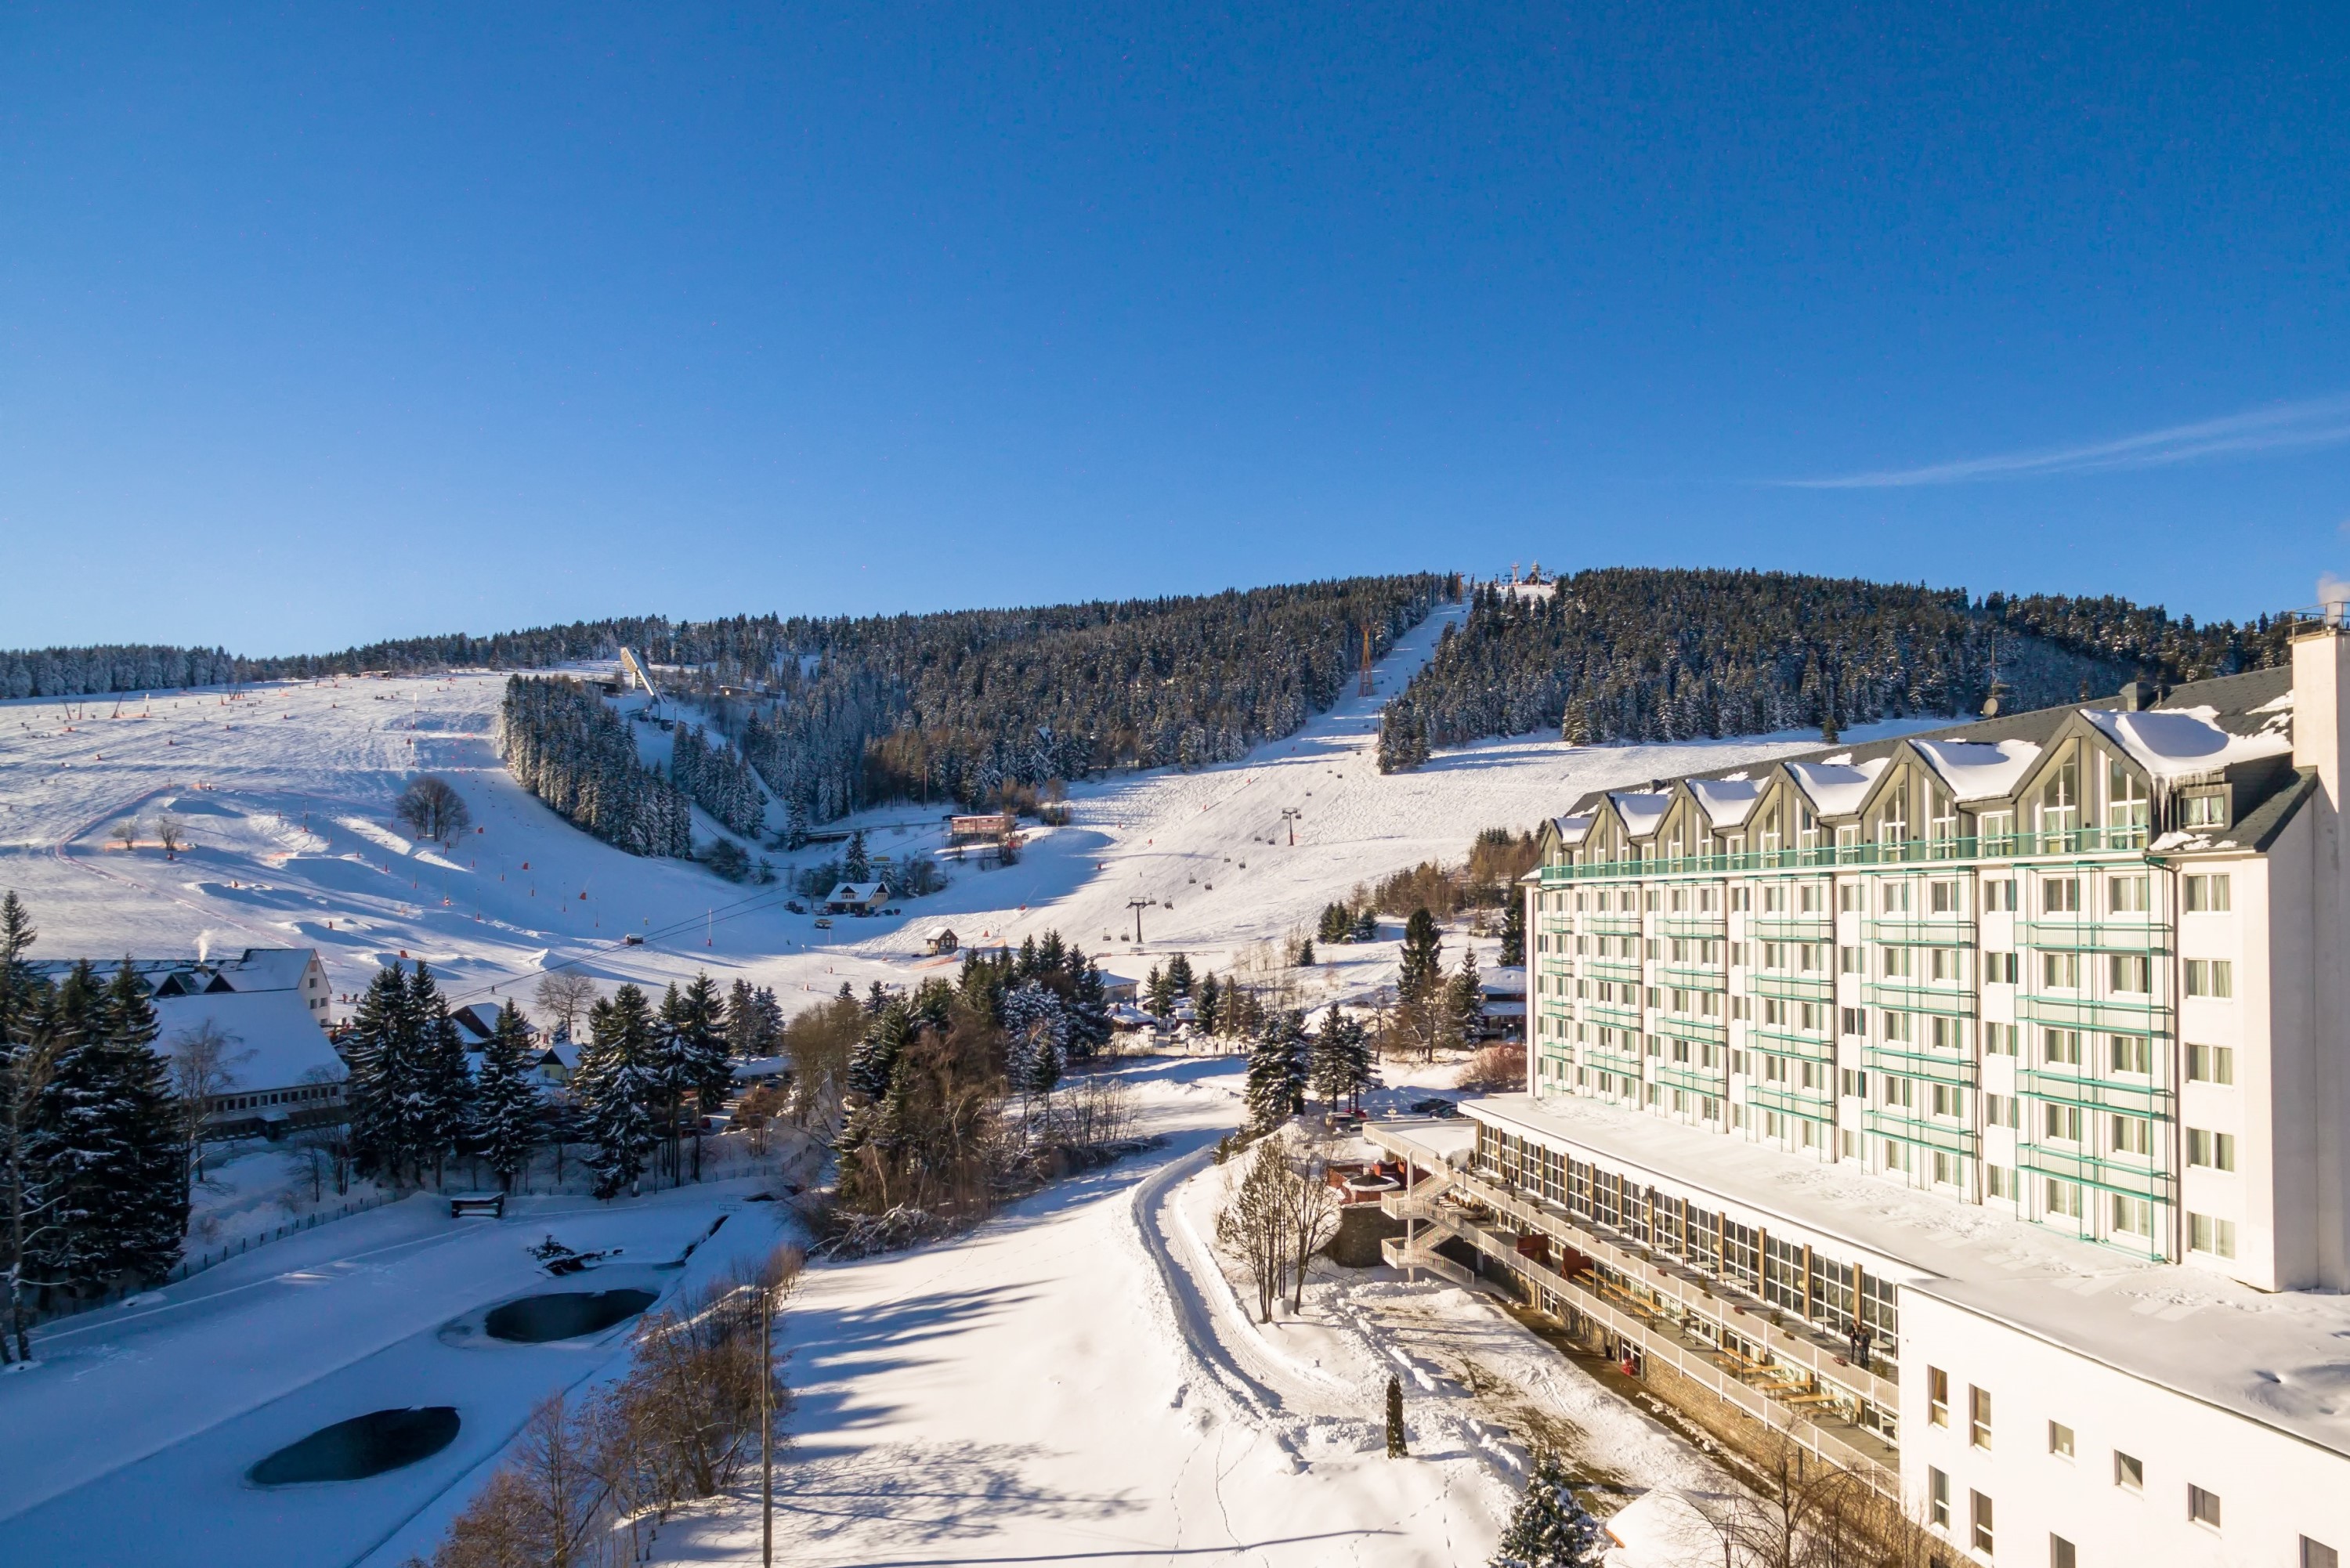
0,602 -> 1935,1007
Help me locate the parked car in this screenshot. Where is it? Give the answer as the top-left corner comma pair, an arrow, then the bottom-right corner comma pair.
1407,1097 -> 1459,1118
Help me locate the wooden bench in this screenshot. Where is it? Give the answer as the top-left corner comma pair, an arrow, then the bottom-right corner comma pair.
449,1192 -> 505,1219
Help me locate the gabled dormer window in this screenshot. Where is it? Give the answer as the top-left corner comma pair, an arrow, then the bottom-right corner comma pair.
2181,792 -> 2228,829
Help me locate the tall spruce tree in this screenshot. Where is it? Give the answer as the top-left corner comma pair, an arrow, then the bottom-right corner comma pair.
342,965 -> 411,1183
0,892 -> 54,1361
672,972 -> 732,1181
1308,1011 -> 1374,1112
1499,898 -> 1526,967
1447,945 -> 1485,1050
1245,1010 -> 1308,1130
578,986 -> 658,1199
96,963 -> 187,1283
1165,953 -> 1195,997
1397,909 -> 1444,1006
471,1004 -> 541,1193
847,1003 -> 913,1104
407,963 -> 473,1187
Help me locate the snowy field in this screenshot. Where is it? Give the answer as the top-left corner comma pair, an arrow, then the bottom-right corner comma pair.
0,602 -> 1930,1017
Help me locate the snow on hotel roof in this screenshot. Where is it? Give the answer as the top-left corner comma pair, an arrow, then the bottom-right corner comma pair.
2082,703 -> 2294,784
1608,792 -> 1672,836
1685,775 -> 1762,829
1909,737 -> 2042,802
1782,754 -> 1888,816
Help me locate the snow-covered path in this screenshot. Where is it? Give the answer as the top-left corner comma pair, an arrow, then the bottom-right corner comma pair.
663,1057 -> 1728,1566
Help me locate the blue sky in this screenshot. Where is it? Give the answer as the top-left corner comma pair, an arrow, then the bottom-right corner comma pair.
5,3 -> 2347,652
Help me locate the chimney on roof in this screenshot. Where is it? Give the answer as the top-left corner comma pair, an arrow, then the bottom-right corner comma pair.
2120,681 -> 2154,712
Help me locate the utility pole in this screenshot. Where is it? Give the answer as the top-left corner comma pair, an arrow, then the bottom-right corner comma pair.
1127,896 -> 1154,945
1279,807 -> 1302,847
761,1277 -> 774,1567
1359,626 -> 1374,697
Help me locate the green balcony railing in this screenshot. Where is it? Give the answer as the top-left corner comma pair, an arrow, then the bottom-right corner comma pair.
2019,1144 -> 2172,1204
2016,919 -> 2171,956
1860,981 -> 1976,1018
1755,972 -> 1837,1003
1540,825 -> 2157,886
1863,1110 -> 1978,1157
2017,1069 -> 2173,1118
1860,1045 -> 1975,1086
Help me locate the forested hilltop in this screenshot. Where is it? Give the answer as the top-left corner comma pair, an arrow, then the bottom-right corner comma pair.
1375,569 -> 2300,768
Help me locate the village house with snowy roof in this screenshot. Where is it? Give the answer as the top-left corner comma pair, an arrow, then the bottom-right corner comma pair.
27,946 -> 345,1133
822,880 -> 891,915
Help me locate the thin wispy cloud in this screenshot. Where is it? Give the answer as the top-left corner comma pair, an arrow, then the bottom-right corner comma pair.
1782,396 -> 2350,490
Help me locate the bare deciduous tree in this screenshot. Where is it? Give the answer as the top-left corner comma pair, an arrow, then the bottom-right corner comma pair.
1216,1137 -> 1291,1322
111,818 -> 142,851
167,1020 -> 251,1184
154,814 -> 186,859
1278,1132 -> 1345,1314
396,774 -> 472,843
1687,1437 -> 1930,1568
534,971 -> 598,1041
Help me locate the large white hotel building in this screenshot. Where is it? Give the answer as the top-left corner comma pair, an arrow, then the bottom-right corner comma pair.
1372,620 -> 2350,1564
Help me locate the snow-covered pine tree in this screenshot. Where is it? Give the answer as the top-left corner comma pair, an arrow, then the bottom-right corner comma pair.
1308,1011 -> 1375,1111
1447,944 -> 1484,1050
407,963 -> 473,1187
650,984 -> 695,1184
673,972 -> 732,1180
24,963 -> 181,1290
471,1003 -> 541,1193
1487,1450 -> 1608,1568
1000,981 -> 1068,1100
1397,909 -> 1444,1007
1351,906 -> 1379,943
1195,973 -> 1224,1037
847,1004 -> 913,1104
1165,953 -> 1195,997
1144,965 -> 1173,1017
96,962 -> 186,1283
577,986 -> 658,1199
1245,1010 -> 1307,1130
1063,948 -> 1112,1061
342,964 -> 413,1183
844,829 -> 871,882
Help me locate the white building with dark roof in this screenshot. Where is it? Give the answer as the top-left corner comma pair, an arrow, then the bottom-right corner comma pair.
1372,618 -> 2350,1565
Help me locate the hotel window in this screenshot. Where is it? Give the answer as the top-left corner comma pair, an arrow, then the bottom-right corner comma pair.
1929,947 -> 1958,982
2109,953 -> 2151,993
2305,1540 -> 2340,1568
2189,1483 -> 2222,1529
2041,951 -> 2078,988
2182,793 -> 2228,829
1969,1386 -> 1992,1449
1932,1083 -> 1963,1118
1983,1022 -> 2018,1055
1841,1069 -> 1866,1097
2046,1179 -> 2082,1218
2108,872 -> 2149,913
2043,1102 -> 2082,1144
1882,947 -> 1912,978
1841,1006 -> 1865,1035
1929,878 -> 1958,913
2048,1420 -> 2074,1458
2042,1028 -> 2081,1066
1983,1093 -> 2019,1129
1972,1490 -> 1994,1553
2185,873 -> 2232,912
2187,1043 -> 2234,1084
2186,1128 -> 2236,1171
2109,1115 -> 2152,1158
2189,1212 -> 2237,1259
2108,1034 -> 2151,1075
2108,761 -> 2150,835
1883,1010 -> 1914,1043
1986,1165 -> 2015,1198
1930,1015 -> 1964,1050
2052,1537 -> 2077,1568
1983,873 -> 2016,909
1883,881 -> 1913,914
1929,1467 -> 1950,1526
1928,1367 -> 1950,1425
2111,1193 -> 2153,1237
2186,959 -> 2233,999
1985,951 -> 2018,984
2041,876 -> 2080,914
2115,1451 -> 2143,1490
1841,945 -> 1862,974
1882,1075 -> 1915,1110
1980,812 -> 2015,851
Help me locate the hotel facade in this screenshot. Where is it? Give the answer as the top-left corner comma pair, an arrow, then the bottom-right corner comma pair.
1372,621 -> 2350,1565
